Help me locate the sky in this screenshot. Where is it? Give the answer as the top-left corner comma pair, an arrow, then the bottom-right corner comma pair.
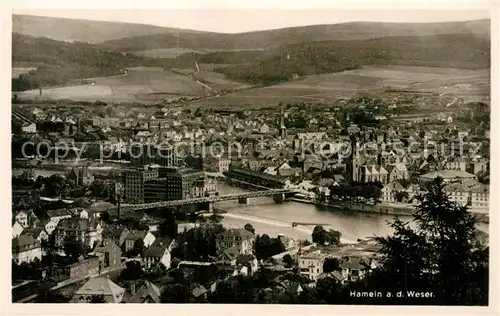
12,8 -> 490,33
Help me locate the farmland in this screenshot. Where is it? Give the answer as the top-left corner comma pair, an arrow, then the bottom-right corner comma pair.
14,67 -> 211,103
12,67 -> 36,78
190,65 -> 489,108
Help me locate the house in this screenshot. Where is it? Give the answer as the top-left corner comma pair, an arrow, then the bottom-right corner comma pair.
66,256 -> 100,280
216,229 -> 255,256
12,235 -> 42,264
14,210 -> 29,228
258,123 -> 270,134
102,226 -> 130,248
339,256 -> 375,282
12,221 -> 25,238
54,217 -> 90,248
87,219 -> 103,249
74,276 -> 125,303
123,230 -> 156,253
91,240 -> 122,271
298,252 -> 324,281
47,209 -> 72,226
385,163 -> 409,183
381,180 -> 413,203
21,227 -> 49,242
191,284 -> 208,302
317,270 -> 346,285
143,237 -> 173,269
420,170 -> 477,183
22,123 -> 37,134
43,219 -> 58,235
127,281 -> 162,303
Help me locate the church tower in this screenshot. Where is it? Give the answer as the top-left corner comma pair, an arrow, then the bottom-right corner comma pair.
348,135 -> 361,182
279,106 -> 287,138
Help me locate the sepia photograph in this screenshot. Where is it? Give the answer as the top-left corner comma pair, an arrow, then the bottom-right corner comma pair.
7,0 -> 494,310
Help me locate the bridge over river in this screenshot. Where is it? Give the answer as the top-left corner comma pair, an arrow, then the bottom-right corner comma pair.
119,188 -> 297,212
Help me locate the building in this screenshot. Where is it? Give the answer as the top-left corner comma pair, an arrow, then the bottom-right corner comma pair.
162,167 -> 207,200
14,211 -> 29,228
358,165 -> 388,184
12,221 -> 24,238
20,227 -> 49,242
67,256 -> 100,280
67,166 -> 94,186
130,144 -> 178,168
444,181 -> 489,210
123,230 -> 156,253
420,170 -> 477,183
21,122 -> 37,133
92,240 -> 122,271
385,163 -> 409,183
46,209 -> 72,226
54,217 -> 91,248
191,177 -> 218,198
74,276 -> 125,303
127,281 -> 162,303
216,229 -> 255,256
142,237 -> 174,269
298,252 -> 325,281
12,235 -> 42,264
102,226 -> 130,248
124,166 -> 159,204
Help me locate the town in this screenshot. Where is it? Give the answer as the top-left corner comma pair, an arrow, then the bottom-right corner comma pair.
11,90 -> 490,303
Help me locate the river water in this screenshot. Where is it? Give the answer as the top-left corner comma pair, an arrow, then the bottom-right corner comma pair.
216,182 -> 413,243
216,181 -> 489,243
11,169 -> 488,241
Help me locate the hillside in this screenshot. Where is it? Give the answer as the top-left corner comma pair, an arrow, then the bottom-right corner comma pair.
12,14 -> 203,44
99,20 -> 490,51
215,33 -> 490,85
11,33 -> 167,91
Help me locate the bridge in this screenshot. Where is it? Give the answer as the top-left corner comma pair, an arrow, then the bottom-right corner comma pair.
120,188 -> 296,211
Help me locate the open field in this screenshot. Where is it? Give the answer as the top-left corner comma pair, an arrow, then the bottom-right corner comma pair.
132,48 -> 208,58
191,65 -> 489,107
132,48 -> 267,58
15,67 -> 210,103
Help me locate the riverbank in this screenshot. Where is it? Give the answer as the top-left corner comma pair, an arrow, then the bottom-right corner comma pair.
290,197 -> 490,224
221,212 -> 359,244
291,197 -> 415,216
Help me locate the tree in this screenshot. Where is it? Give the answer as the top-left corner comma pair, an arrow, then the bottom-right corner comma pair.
63,236 -> 86,259
244,223 -> 255,234
327,230 -> 342,246
120,261 -> 144,280
360,177 -> 488,305
100,211 -> 112,224
160,283 -> 191,303
254,234 -> 285,261
129,239 -> 145,257
87,294 -> 106,303
282,254 -> 294,268
312,226 -> 328,245
323,257 -> 341,273
394,191 -> 409,202
312,226 -> 341,246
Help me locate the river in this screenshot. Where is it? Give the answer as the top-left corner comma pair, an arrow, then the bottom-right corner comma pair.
215,182 -> 412,243
215,181 -> 489,243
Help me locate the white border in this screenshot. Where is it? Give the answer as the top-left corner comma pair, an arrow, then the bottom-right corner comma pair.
2,1 -> 499,316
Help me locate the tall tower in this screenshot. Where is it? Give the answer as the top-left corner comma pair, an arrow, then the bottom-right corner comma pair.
279,106 -> 287,139
348,135 -> 361,182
